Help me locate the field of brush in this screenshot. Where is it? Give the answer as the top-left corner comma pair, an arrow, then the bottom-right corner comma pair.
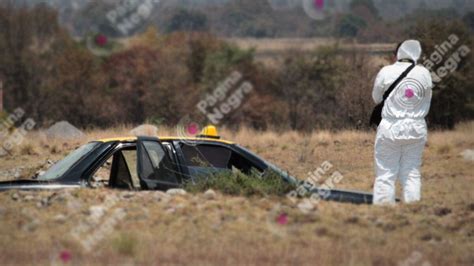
226,37 -> 393,66
0,124 -> 473,265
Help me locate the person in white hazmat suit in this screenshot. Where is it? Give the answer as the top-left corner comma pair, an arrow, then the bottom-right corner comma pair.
372,40 -> 433,204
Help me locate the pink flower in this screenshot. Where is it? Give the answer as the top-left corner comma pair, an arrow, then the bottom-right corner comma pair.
276,213 -> 288,225
95,34 -> 108,47
405,88 -> 415,98
59,250 -> 72,263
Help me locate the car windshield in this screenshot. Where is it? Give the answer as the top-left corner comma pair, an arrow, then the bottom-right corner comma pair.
38,142 -> 99,181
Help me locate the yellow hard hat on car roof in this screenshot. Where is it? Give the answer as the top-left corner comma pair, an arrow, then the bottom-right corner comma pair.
198,125 -> 220,139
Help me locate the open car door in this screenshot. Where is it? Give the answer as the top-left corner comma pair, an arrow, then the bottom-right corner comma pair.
137,136 -> 181,190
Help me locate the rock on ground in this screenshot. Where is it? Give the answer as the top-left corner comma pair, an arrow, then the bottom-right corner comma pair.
130,124 -> 158,137
88,206 -> 106,222
297,199 -> 315,213
166,189 -> 187,196
204,189 -> 217,200
460,149 -> 474,161
46,121 -> 84,140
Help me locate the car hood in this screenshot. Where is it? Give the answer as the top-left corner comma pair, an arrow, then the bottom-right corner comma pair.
0,179 -> 82,191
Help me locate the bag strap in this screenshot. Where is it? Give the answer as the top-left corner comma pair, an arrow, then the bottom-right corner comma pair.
382,60 -> 416,102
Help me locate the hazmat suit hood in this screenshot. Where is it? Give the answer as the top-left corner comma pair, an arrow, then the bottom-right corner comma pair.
397,40 -> 422,63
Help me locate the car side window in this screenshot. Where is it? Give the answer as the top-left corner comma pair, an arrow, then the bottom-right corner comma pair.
179,143 -> 266,179
141,140 -> 178,184
228,151 -> 263,175
181,144 -> 232,168
90,147 -> 138,190
144,141 -> 165,168
162,142 -> 175,161
122,149 -> 140,189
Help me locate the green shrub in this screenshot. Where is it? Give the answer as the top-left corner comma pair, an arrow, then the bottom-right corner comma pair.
112,233 -> 137,257
184,170 -> 295,197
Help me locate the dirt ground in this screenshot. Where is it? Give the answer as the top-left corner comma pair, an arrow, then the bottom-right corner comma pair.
0,124 -> 473,265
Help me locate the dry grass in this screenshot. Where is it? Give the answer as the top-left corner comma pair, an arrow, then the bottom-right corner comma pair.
226,38 -> 394,54
0,123 -> 473,265
226,37 -> 394,66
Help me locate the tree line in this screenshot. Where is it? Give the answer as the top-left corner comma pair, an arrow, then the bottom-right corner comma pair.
0,3 -> 472,130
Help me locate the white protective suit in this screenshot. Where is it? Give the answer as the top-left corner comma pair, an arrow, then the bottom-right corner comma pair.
372,40 -> 433,204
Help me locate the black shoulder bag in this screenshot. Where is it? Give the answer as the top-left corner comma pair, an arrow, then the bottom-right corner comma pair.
369,61 -> 416,127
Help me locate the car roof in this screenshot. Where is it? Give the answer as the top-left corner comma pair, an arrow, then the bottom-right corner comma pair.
96,136 -> 235,145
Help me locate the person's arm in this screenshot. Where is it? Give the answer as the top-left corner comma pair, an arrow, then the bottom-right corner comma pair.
426,68 -> 433,91
423,67 -> 433,102
372,69 -> 385,104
